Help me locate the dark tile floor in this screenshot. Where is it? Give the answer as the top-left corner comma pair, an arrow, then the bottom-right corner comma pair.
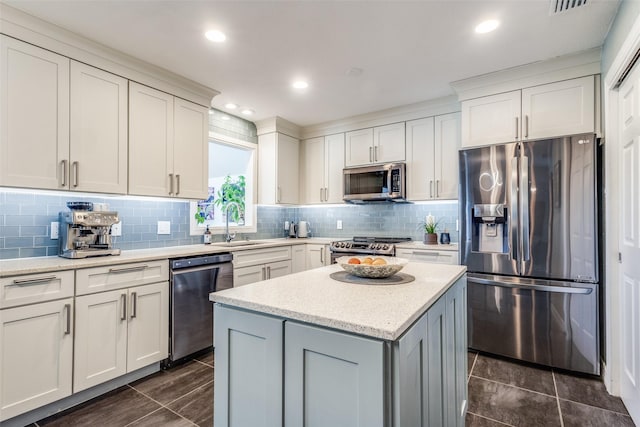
31,349 -> 634,427
466,350 -> 636,426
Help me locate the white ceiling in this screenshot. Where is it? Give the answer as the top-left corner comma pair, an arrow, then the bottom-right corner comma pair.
4,0 -> 620,127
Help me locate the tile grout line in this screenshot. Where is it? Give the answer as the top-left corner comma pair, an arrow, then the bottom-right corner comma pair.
469,374 -> 558,399
192,358 -> 214,369
125,384 -> 199,426
467,352 -> 478,384
557,396 -> 635,418
123,406 -> 197,427
467,410 -> 515,426
552,370 -> 565,427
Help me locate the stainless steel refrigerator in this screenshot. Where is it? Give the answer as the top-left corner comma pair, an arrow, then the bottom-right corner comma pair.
460,133 -> 600,375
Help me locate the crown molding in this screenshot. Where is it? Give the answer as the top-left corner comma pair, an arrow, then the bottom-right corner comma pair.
0,3 -> 219,107
254,116 -> 302,139
299,95 -> 460,140
451,47 -> 602,101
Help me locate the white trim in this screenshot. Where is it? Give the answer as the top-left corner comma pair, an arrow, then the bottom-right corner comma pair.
255,116 -> 302,139
604,13 -> 640,89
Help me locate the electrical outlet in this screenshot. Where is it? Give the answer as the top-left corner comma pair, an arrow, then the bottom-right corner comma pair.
284,220 -> 290,230
157,221 -> 171,235
111,222 -> 122,236
337,220 -> 343,230
50,222 -> 59,239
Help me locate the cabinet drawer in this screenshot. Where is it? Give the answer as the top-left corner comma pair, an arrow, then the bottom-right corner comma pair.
396,249 -> 459,265
0,270 -> 74,309
75,260 -> 168,295
233,246 -> 292,268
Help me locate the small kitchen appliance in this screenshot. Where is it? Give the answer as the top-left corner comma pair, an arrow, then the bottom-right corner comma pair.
298,221 -> 310,238
58,208 -> 121,259
288,222 -> 297,238
329,236 -> 412,263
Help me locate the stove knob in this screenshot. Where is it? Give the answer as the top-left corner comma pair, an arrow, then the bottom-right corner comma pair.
383,244 -> 389,250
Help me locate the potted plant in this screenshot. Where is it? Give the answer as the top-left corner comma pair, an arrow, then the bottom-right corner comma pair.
420,214 -> 440,245
214,175 -> 246,224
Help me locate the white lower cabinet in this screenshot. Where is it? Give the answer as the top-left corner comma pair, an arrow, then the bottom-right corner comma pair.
0,298 -> 73,421
305,243 -> 329,269
396,248 -> 459,265
291,245 -> 306,273
74,281 -> 168,392
233,246 -> 292,286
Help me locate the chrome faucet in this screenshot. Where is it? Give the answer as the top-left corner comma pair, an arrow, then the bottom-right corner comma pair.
224,202 -> 241,243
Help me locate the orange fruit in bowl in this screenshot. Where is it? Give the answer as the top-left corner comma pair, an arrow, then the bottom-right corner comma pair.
362,257 -> 373,265
372,258 -> 387,266
347,258 -> 361,265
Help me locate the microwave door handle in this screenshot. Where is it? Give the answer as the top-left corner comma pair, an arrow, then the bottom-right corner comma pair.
521,155 -> 531,262
510,157 -> 519,266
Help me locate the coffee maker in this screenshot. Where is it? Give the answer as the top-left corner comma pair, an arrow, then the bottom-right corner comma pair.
58,209 -> 121,259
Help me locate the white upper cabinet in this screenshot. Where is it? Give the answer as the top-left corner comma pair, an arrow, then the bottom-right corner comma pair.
258,132 -> 299,205
406,113 -> 460,201
0,35 -> 70,190
461,75 -> 595,147
129,82 -> 208,199
70,61 -> 128,194
300,133 -> 345,204
345,123 -> 405,167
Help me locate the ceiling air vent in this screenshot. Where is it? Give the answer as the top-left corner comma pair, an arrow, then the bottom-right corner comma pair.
549,0 -> 589,14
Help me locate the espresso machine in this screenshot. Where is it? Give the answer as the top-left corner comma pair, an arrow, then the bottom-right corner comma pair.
58,209 -> 121,259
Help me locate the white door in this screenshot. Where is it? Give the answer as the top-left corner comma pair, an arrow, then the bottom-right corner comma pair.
128,82 -> 174,197
0,299 -> 73,421
435,112 -> 461,200
406,117 -> 435,201
619,60 -> 640,423
325,133 -> 345,203
306,244 -> 326,269
291,245 -> 307,273
345,128 -> 374,167
70,61 -> 128,194
173,98 -> 209,199
301,137 -> 325,204
374,122 -> 405,163
0,35 -> 69,190
234,264 -> 266,287
276,133 -> 299,204
74,290 -> 128,392
127,282 -> 169,372
267,260 -> 292,280
461,90 -> 521,147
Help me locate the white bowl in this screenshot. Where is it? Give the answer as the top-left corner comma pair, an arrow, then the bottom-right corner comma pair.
336,256 -> 408,279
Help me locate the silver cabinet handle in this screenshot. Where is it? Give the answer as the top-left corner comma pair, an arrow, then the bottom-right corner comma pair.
277,187 -> 282,203
10,275 -> 57,286
262,266 -> 266,280
60,160 -> 67,187
169,173 -> 174,195
325,188 -> 329,202
120,293 -> 127,321
320,249 -> 324,264
175,174 -> 180,196
130,292 -> 137,319
72,161 -> 79,187
320,188 -> 323,202
374,146 -> 378,162
436,180 -> 440,198
369,146 -> 373,162
64,303 -> 71,335
108,265 -> 148,274
430,180 -> 433,198
525,115 -> 529,138
515,117 -> 519,140
267,266 -> 271,279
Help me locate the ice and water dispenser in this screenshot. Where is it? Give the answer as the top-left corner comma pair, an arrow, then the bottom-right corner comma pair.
471,204 -> 508,254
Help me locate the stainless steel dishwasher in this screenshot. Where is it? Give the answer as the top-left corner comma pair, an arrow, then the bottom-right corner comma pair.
166,253 -> 233,366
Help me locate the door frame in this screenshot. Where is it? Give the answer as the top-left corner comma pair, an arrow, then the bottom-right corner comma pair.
603,12 -> 640,396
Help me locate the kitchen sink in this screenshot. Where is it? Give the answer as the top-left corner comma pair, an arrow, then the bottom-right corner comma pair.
212,241 -> 265,247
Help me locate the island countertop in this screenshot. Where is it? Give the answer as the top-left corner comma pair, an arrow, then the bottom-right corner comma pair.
210,262 -> 466,341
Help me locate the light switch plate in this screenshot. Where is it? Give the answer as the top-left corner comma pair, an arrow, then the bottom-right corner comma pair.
50,222 -> 59,239
111,222 -> 122,236
337,220 -> 343,230
157,221 -> 171,235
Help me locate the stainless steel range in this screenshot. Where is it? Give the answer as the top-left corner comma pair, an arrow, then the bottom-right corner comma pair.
329,236 -> 412,263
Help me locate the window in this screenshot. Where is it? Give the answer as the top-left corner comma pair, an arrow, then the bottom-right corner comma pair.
190,134 -> 257,235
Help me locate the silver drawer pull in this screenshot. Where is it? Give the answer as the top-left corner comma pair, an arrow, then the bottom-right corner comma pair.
120,294 -> 127,320
130,292 -> 137,319
108,265 -> 149,274
10,275 -> 58,286
64,304 -> 71,335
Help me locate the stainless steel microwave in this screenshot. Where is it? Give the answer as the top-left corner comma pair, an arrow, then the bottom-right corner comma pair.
343,163 -> 406,203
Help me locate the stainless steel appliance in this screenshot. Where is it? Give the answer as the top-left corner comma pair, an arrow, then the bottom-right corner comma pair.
329,236 -> 412,263
343,163 -> 406,203
460,133 -> 600,374
58,210 -> 121,258
167,253 -> 233,365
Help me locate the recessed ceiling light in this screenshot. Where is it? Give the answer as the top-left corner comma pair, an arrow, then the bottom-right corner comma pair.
475,19 -> 500,34
225,103 -> 238,109
241,109 -> 254,116
292,80 -> 309,89
205,30 -> 226,42
220,115 -> 230,121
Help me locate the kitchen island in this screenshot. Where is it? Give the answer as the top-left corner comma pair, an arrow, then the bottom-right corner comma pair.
210,262 -> 467,427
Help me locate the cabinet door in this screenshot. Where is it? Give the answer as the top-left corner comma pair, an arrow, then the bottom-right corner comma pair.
284,321 -> 385,427
0,35 -> 69,190
232,246 -> 292,269
345,128 -> 374,167
406,117 -> 435,201
325,133 -> 345,203
291,245 -> 307,273
522,76 -> 595,140
396,248 -> 458,265
277,133 -> 299,204
74,289 -> 128,392
214,305 -> 283,427
461,90 -> 521,147
234,264 -> 266,287
306,244 -> 327,269
374,122 -> 405,163
129,82 -> 174,197
70,61 -> 128,194
446,278 -> 468,426
0,298 -> 73,421
173,98 -> 209,199
435,112 -> 461,200
127,282 -> 169,372
266,260 -> 292,280
301,137 -> 325,204
426,295 -> 448,427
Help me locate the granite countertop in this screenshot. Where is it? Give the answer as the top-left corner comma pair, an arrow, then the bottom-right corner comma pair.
395,241 -> 459,251
210,262 -> 466,341
0,237 -> 333,277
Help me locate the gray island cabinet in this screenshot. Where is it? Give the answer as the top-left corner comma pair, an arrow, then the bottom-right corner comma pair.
210,262 -> 467,427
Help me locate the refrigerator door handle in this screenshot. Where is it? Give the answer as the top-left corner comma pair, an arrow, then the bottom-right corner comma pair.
469,274 -> 593,295
509,157 -> 519,264
521,155 -> 531,262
